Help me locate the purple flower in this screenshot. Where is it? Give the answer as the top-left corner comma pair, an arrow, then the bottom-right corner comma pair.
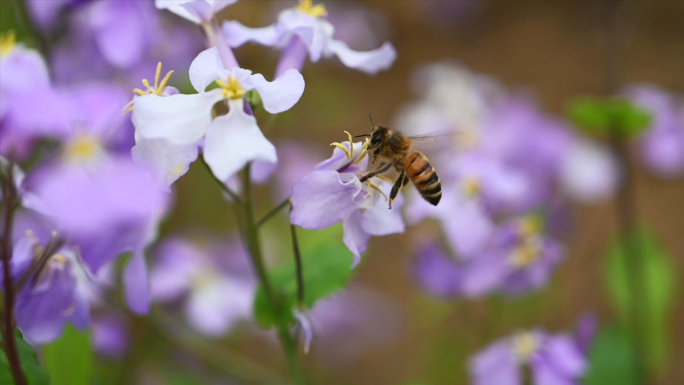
132,47 -> 305,183
7,229 -> 95,344
559,139 -> 619,204
575,313 -> 598,356
92,315 -> 129,358
413,216 -> 565,298
272,140 -> 326,200
155,0 -> 238,25
470,329 -> 587,385
222,0 -> 397,77
149,237 -> 255,337
625,85 -> 684,178
290,140 -> 405,266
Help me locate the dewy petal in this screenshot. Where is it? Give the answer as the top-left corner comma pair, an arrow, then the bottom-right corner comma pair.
291,171 -> 363,230
204,98 -> 277,181
189,47 -> 230,93
246,69 -> 305,114
132,135 -> 199,189
343,210 -> 371,267
326,40 -> 397,74
123,251 -> 150,315
132,91 -> 222,145
221,20 -> 280,48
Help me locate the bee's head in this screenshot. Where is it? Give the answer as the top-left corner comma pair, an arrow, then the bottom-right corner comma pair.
369,125 -> 389,149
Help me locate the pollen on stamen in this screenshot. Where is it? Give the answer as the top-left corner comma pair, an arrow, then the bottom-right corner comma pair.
216,76 -> 245,100
330,131 -> 358,159
297,0 -> 327,17
0,30 -> 16,57
122,62 -> 174,114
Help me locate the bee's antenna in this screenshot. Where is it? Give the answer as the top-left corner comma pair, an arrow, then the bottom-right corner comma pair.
354,134 -> 370,138
368,112 -> 374,128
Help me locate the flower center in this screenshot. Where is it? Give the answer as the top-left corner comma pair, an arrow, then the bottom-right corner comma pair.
216,76 -> 245,100
297,0 -> 327,17
65,134 -> 102,162
461,177 -> 481,197
0,30 -> 16,57
512,332 -> 539,364
124,62 -> 174,113
518,215 -> 542,238
510,238 -> 542,267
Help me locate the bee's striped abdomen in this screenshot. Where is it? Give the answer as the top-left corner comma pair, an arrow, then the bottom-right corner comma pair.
405,151 -> 441,206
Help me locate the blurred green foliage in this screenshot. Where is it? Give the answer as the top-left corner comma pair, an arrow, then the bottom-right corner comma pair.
605,229 -> 678,375
584,327 -> 640,385
567,97 -> 652,140
43,325 -> 94,385
0,328 -> 49,385
254,240 -> 356,328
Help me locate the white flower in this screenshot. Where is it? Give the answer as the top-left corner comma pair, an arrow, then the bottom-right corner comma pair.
132,48 -> 305,182
155,0 -> 237,24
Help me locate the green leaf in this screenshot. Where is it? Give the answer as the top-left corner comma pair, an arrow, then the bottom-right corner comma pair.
0,328 -> 50,385
605,229 -> 678,374
43,325 -> 93,385
567,98 -> 612,137
254,243 -> 356,328
584,327 -> 641,385
567,97 -> 652,139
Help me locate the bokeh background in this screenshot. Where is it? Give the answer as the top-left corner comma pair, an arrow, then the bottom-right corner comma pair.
3,1 -> 684,384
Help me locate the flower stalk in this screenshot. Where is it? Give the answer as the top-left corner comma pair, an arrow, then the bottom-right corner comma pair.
603,0 -> 648,381
0,160 -> 28,385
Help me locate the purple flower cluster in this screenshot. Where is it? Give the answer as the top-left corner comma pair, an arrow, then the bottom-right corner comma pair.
395,63 -> 619,298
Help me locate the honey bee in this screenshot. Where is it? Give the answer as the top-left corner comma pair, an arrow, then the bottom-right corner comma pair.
357,114 -> 444,209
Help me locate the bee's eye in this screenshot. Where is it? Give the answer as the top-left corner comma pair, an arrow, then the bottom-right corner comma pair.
371,134 -> 382,146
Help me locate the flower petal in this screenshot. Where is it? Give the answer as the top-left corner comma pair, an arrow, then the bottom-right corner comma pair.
326,40 -> 397,74
412,244 -> 463,298
155,0 -> 236,24
343,211 -> 371,267
442,198 -> 495,260
543,334 -> 587,377
132,135 -> 199,189
204,99 -> 277,181
246,69 -> 305,114
132,91 -> 221,145
189,47 -> 229,93
291,171 -> 362,229
470,340 -> 521,385
221,20 -> 280,48
123,251 -> 150,314
89,0 -> 147,68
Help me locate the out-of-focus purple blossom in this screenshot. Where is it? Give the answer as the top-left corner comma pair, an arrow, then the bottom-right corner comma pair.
470,329 -> 587,385
290,140 -> 404,266
289,285 -> 402,366
27,0 -> 78,30
6,228 -> 95,344
222,0 -> 397,77
155,0 -> 237,25
93,315 -> 129,358
271,140 -> 326,200
150,236 -> 255,337
625,85 -> 684,178
413,216 -> 565,298
132,47 -> 304,183
560,139 -> 619,204
575,313 -> 598,356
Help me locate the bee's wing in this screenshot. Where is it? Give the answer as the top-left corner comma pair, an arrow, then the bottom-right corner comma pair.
407,129 -> 459,153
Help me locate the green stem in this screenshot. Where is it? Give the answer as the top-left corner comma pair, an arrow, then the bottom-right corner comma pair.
200,156 -> 241,204
289,222 -> 305,306
241,165 -> 305,384
257,198 -> 291,227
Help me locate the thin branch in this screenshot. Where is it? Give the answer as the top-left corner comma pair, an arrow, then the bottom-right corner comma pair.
289,222 -> 305,306
14,238 -> 64,293
0,161 -> 27,385
200,156 -> 241,204
257,198 -> 291,227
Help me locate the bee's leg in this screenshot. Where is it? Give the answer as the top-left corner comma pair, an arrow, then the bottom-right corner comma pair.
389,171 -> 406,209
359,163 -> 392,182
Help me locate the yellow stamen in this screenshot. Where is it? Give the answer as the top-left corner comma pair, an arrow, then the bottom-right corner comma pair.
364,180 -> 388,202
510,237 -> 541,268
0,30 -> 16,57
51,253 -> 67,265
217,76 -> 246,100
124,62 -> 174,114
512,332 -> 539,364
297,0 -> 327,17
462,177 -> 481,197
518,215 -> 542,237
330,142 -> 351,159
65,135 -> 101,161
342,131 -> 354,157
